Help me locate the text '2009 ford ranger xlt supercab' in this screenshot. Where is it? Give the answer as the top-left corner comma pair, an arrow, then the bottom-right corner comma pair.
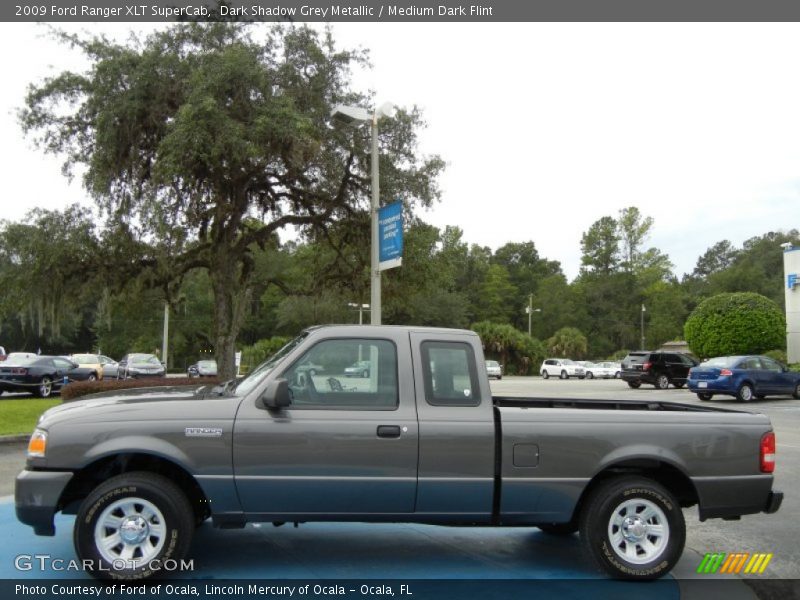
16,326 -> 782,580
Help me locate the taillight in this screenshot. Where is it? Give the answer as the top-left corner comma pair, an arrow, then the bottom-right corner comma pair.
642,362 -> 652,371
760,432 -> 776,473
720,368 -> 733,376
687,368 -> 693,378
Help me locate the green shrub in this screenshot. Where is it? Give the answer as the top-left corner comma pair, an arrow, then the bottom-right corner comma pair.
61,377 -> 220,402
240,336 -> 290,374
764,349 -> 788,364
684,292 -> 785,359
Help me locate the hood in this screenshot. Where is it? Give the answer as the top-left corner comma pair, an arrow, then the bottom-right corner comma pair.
37,384 -> 239,428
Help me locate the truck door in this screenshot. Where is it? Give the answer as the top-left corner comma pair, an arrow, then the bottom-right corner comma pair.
410,333 -> 496,521
233,332 -> 419,516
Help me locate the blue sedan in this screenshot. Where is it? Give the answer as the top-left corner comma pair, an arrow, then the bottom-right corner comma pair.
687,355 -> 800,402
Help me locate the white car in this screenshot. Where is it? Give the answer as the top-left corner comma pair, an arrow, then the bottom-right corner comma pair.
598,361 -> 622,378
540,358 -> 585,379
583,361 -> 617,379
485,360 -> 502,379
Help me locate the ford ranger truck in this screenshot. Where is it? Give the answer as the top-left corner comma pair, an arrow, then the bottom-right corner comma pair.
16,325 -> 783,580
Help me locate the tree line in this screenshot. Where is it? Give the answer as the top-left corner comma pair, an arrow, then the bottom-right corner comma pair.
0,201 -> 795,374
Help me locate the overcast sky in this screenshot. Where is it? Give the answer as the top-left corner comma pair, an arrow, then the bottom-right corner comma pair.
2,22 -> 799,280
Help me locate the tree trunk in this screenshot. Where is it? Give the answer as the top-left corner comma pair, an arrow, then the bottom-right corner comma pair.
209,251 -> 251,381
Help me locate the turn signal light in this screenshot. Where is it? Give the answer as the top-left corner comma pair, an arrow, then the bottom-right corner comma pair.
760,432 -> 776,473
27,429 -> 47,458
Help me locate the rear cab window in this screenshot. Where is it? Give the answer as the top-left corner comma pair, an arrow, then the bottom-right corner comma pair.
421,341 -> 481,407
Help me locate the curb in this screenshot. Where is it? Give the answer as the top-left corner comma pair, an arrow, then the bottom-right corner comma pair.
0,435 -> 29,444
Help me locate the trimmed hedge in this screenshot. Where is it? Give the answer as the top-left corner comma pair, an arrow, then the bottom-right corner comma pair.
684,292 -> 785,359
61,377 -> 220,403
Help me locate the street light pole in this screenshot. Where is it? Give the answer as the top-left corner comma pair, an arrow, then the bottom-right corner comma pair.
331,102 -> 396,327
525,294 -> 541,336
370,114 -> 380,325
640,304 -> 646,350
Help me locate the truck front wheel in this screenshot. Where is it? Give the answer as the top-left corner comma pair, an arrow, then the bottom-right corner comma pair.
74,472 -> 194,580
579,476 -> 685,580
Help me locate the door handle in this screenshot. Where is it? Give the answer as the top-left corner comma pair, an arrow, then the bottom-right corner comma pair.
377,425 -> 402,438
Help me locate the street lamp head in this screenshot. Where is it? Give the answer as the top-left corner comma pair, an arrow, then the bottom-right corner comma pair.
376,102 -> 397,119
330,104 -> 371,125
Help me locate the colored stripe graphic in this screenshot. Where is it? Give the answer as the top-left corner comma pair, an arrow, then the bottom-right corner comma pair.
699,552 -> 773,574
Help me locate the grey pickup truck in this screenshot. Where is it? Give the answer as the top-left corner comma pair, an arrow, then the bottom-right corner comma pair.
16,325 -> 782,581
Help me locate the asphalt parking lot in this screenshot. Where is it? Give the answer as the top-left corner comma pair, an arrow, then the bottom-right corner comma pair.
1,376 -> 798,598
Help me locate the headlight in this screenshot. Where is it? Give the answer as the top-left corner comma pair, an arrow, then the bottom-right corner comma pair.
28,428 -> 47,458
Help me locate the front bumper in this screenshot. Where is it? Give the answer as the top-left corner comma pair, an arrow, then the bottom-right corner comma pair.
15,469 -> 73,536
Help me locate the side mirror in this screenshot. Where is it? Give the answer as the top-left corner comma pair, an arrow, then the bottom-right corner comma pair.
258,378 -> 291,410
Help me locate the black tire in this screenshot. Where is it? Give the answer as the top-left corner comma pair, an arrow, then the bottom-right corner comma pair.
88,373 -> 97,382
37,376 -> 53,398
497,375 -> 502,380
587,372 -> 594,379
615,372 -> 622,379
737,383 -> 754,402
74,471 -> 193,581
542,370 -> 549,379
655,374 -> 670,390
756,395 -> 766,400
560,370 -> 568,380
793,383 -> 800,400
627,381 -> 641,389
697,392 -> 713,401
579,477 -> 685,580
537,522 -> 579,536
674,383 -> 685,389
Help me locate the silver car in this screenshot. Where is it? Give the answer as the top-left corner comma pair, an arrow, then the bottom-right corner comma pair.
485,360 -> 503,380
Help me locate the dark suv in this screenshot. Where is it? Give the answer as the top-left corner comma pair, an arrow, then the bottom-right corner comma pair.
621,351 -> 698,390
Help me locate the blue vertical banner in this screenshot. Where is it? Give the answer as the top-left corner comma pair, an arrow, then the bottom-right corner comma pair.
378,201 -> 403,271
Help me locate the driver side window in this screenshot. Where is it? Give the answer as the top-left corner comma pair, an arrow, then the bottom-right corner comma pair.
281,338 -> 398,409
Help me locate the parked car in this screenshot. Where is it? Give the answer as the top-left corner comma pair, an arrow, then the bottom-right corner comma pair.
583,362 -> 617,379
97,355 -> 120,379
621,351 -> 698,389
296,361 -> 324,376
188,359 -> 218,378
598,361 -> 622,378
688,355 -> 800,402
540,358 -> 585,379
117,353 -> 166,379
68,354 -> 105,380
344,360 -> 371,378
485,360 -> 503,379
0,355 -> 98,397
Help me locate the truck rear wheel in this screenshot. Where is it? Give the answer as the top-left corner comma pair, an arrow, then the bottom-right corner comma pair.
74,472 -> 194,580
579,476 -> 685,580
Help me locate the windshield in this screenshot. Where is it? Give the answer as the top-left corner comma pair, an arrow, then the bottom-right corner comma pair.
701,356 -> 740,368
129,354 -> 161,365
233,332 -> 309,396
72,354 -> 99,363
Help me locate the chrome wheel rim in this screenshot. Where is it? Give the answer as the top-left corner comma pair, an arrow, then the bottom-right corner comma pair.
740,386 -> 753,401
607,498 -> 669,565
40,378 -> 51,397
658,375 -> 668,389
94,497 -> 167,567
